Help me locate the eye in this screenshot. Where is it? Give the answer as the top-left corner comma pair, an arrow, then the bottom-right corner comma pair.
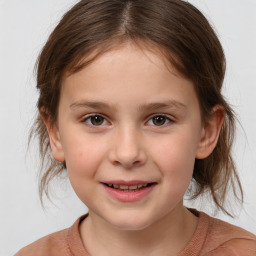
146,114 -> 172,126
83,114 -> 109,126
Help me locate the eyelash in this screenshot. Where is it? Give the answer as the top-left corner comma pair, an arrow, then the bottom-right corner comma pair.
146,114 -> 173,126
82,114 -> 110,127
81,113 -> 174,127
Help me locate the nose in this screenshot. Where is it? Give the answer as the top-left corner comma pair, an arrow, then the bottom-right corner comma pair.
108,126 -> 147,169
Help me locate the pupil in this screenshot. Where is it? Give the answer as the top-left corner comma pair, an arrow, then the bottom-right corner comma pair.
91,116 -> 104,125
153,116 -> 166,126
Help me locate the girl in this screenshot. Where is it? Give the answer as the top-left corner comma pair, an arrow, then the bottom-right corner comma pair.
16,0 -> 256,255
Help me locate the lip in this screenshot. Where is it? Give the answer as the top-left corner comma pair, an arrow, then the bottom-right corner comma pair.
101,180 -> 156,202
102,180 -> 154,186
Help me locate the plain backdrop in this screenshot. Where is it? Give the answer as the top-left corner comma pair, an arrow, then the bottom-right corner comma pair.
0,0 -> 256,255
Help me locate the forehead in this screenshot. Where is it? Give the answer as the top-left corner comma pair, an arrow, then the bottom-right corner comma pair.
63,43 -> 188,89
60,43 -> 200,117
66,40 -> 185,78
64,41 -> 185,88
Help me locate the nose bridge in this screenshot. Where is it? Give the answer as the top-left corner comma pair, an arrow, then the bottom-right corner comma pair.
110,123 -> 146,168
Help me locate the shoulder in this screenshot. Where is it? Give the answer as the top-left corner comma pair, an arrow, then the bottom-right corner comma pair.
15,214 -> 88,256
201,212 -> 256,256
14,228 -> 71,256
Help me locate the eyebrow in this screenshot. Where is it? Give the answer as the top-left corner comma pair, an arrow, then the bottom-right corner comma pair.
69,100 -> 186,111
70,101 -> 115,110
138,100 -> 187,111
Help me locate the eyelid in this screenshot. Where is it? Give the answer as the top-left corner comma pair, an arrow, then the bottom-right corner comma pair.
81,113 -> 111,126
80,113 -> 174,127
145,113 -> 175,126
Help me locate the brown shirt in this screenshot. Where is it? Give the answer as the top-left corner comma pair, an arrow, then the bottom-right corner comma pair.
15,210 -> 256,256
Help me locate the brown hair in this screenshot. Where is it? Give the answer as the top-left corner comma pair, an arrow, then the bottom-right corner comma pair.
32,0 -> 243,215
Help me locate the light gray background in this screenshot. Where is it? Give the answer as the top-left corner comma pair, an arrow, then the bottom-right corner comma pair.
0,0 -> 255,255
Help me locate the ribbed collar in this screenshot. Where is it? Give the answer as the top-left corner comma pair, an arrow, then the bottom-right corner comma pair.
67,210 -> 209,256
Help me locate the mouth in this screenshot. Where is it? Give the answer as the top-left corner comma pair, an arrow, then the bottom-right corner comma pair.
102,182 -> 156,192
102,181 -> 156,202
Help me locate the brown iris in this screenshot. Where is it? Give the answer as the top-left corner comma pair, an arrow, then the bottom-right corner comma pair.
152,115 -> 167,126
90,115 -> 105,126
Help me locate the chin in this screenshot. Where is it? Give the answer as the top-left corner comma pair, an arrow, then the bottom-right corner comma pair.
105,211 -> 156,231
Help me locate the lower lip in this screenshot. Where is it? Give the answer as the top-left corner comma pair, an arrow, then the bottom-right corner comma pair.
102,184 -> 156,202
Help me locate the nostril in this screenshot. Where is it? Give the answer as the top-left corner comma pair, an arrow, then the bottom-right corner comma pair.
113,160 -> 120,166
133,160 -> 141,166
112,159 -> 142,168
108,144 -> 147,168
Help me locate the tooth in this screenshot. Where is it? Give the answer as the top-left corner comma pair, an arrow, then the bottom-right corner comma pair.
138,185 -> 142,188
113,184 -> 119,189
108,184 -> 112,187
142,184 -> 147,187
120,185 -> 128,189
129,185 -> 138,190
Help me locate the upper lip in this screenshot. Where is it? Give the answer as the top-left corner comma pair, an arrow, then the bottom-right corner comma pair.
101,180 -> 156,186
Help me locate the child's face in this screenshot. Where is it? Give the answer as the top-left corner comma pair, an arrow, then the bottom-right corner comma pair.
50,43 -> 206,230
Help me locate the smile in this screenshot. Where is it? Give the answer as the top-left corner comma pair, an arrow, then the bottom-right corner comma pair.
104,183 -> 152,192
102,182 -> 156,202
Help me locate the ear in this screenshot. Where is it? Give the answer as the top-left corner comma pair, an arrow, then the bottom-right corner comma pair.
196,105 -> 224,159
40,109 -> 65,162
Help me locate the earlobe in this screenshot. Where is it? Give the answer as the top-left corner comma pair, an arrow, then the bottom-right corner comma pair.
196,105 -> 224,159
40,110 -> 65,162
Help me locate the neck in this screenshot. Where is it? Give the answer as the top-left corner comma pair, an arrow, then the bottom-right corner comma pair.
80,205 -> 198,256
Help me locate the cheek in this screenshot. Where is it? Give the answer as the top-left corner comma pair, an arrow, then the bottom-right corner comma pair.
63,136 -> 106,178
62,136 -> 107,203
153,139 -> 196,205
151,133 -> 197,181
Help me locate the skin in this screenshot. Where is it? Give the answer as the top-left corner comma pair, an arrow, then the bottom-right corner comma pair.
44,43 -> 224,255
